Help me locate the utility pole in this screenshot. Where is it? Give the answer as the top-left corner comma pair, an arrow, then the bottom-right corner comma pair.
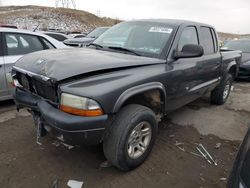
55,0 -> 76,9
96,9 -> 101,17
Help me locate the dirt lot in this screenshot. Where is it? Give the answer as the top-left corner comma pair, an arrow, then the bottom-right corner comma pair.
0,81 -> 249,188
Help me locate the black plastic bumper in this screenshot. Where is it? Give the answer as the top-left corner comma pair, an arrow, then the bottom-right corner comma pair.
14,89 -> 109,145
238,65 -> 250,79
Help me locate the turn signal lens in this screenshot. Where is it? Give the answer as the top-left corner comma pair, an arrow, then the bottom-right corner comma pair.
60,93 -> 103,117
60,105 -> 103,117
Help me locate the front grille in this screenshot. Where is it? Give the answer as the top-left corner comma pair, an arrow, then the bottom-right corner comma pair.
17,72 -> 58,103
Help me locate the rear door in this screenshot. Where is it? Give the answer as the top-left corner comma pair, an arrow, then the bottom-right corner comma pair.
197,26 -> 221,86
0,32 -> 9,100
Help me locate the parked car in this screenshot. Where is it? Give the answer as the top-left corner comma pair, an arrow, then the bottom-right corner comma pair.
0,24 -> 18,29
42,31 -> 69,42
73,34 -> 87,38
221,39 -> 250,79
12,19 -> 241,171
67,31 -> 82,38
228,128 -> 250,188
0,28 -> 67,101
63,27 -> 109,47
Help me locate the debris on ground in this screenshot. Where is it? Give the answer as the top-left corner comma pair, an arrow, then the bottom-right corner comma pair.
215,143 -> 222,149
52,141 -> 60,147
196,144 -> 218,166
175,141 -> 185,152
99,160 -> 113,168
220,177 -> 227,181
60,143 -> 74,150
51,179 -> 59,188
189,151 -> 203,158
67,180 -> 84,188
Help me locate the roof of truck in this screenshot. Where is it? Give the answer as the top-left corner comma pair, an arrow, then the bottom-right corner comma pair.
130,19 -> 213,28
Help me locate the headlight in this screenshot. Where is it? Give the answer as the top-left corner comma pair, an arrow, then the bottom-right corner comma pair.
60,93 -> 103,117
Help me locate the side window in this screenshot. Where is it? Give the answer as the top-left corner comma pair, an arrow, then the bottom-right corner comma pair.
6,35 -> 18,48
199,27 -> 215,55
178,26 -> 198,51
5,33 -> 45,56
46,33 -> 67,42
40,37 -> 56,49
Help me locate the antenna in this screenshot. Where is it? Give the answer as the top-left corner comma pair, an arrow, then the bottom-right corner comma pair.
55,0 -> 76,9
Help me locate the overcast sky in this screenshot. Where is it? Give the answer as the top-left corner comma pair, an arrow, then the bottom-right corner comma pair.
1,0 -> 250,34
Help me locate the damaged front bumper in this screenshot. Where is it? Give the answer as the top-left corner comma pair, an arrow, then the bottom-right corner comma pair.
14,88 -> 109,146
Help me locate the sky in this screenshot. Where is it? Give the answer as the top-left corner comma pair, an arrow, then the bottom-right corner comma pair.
1,0 -> 250,34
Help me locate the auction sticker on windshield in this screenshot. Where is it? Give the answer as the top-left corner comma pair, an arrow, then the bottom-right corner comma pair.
149,27 -> 173,33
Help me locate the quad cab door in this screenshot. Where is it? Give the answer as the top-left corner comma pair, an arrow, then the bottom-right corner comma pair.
165,25 -> 220,111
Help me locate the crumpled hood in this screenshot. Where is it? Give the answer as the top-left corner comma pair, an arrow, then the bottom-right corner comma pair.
14,48 -> 165,81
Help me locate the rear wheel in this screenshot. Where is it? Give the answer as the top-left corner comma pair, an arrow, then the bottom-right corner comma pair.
103,104 -> 158,171
211,74 -> 233,105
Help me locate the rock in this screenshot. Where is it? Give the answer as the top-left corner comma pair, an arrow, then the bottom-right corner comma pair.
215,143 -> 222,149
220,177 -> 227,181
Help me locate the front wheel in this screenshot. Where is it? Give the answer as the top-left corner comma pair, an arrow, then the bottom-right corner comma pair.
103,104 -> 158,171
210,74 -> 233,105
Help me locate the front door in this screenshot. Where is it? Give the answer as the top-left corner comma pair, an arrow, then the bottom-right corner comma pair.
165,26 -> 205,111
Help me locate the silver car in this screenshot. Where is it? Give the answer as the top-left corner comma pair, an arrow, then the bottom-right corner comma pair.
0,28 -> 67,101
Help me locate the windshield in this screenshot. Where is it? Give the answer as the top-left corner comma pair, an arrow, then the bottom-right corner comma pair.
222,40 -> 250,53
87,27 -> 109,38
94,21 -> 174,57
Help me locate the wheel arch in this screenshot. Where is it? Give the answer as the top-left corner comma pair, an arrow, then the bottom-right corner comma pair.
112,82 -> 167,114
226,60 -> 238,79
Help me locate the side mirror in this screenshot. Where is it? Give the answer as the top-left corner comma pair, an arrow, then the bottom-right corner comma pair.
174,44 -> 204,59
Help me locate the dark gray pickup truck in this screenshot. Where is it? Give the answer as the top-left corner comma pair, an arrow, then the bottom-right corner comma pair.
12,19 -> 242,171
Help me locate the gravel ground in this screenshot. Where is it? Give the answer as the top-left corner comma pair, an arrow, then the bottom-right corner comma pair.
0,81 -> 249,188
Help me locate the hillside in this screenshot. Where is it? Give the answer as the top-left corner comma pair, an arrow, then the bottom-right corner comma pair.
218,32 -> 250,41
0,5 -> 119,32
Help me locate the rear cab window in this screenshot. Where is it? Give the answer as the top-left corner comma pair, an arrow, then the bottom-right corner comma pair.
199,27 -> 216,55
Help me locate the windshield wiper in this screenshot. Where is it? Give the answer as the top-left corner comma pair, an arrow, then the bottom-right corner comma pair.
87,43 -> 103,48
108,46 -> 141,56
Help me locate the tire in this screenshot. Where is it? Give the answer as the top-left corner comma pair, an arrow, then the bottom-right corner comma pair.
210,74 -> 233,105
103,104 -> 158,171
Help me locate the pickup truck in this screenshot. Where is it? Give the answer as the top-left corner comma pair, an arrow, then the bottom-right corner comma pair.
12,19 -> 242,171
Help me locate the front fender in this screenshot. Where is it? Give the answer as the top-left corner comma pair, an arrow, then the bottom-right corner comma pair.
112,82 -> 167,113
